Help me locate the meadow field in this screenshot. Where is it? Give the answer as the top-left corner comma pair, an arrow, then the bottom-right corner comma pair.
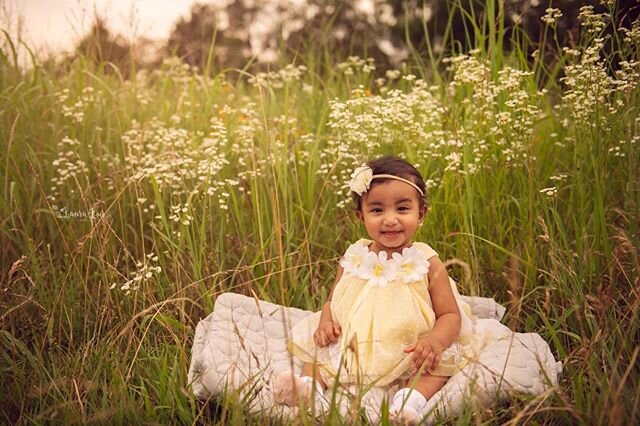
1,2 -> 639,424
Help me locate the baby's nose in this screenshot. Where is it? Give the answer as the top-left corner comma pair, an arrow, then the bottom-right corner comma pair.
384,215 -> 399,224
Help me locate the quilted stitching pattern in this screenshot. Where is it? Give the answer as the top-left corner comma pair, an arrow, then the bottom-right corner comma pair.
188,293 -> 561,422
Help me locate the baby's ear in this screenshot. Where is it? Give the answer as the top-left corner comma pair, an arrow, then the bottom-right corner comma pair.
355,210 -> 364,222
419,206 -> 427,222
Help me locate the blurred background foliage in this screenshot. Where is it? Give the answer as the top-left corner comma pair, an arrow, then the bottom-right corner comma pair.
60,0 -> 640,78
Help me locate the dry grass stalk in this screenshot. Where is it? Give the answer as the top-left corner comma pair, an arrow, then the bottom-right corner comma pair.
506,255 -> 522,331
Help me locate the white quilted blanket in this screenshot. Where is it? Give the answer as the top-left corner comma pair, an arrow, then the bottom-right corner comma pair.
188,292 -> 561,423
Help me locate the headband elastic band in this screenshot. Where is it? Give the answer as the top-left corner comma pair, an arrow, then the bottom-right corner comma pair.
371,174 -> 425,196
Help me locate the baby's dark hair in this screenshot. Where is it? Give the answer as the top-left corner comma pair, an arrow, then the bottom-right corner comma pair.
352,155 -> 427,211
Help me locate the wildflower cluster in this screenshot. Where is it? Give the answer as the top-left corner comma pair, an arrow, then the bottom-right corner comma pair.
322,79 -> 444,207
445,53 -> 539,172
129,70 -> 154,106
337,56 -> 376,76
168,203 -> 193,226
221,104 -> 271,189
578,6 -> 608,35
540,187 -> 558,198
539,172 -> 571,199
608,136 -> 638,158
136,197 -> 156,214
49,136 -> 89,201
122,117 -> 233,204
55,87 -> 102,124
549,173 -> 568,183
157,56 -> 200,86
322,49 -> 541,207
248,64 -> 307,88
621,19 -> 640,46
295,133 -> 316,166
385,69 -> 401,80
109,253 -> 161,295
541,8 -> 563,25
614,60 -> 640,93
561,39 -> 618,127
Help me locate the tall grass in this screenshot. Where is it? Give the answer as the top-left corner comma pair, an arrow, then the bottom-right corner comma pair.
1,1 -> 639,424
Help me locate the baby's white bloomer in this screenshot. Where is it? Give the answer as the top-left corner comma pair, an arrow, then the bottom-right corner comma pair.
300,375 -> 325,400
389,387 -> 428,424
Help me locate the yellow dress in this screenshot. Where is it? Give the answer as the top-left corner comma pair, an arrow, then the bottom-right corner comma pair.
290,239 -> 483,387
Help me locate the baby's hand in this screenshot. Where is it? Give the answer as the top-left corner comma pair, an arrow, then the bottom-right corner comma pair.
313,321 -> 341,347
403,336 -> 445,372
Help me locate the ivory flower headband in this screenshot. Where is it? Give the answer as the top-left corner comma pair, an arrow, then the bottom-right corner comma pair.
348,165 -> 425,196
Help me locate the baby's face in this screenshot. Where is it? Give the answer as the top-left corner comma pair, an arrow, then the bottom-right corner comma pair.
357,179 -> 424,254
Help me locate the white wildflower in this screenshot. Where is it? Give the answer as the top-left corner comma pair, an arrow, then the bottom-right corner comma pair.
541,8 -> 563,25
540,187 -> 558,197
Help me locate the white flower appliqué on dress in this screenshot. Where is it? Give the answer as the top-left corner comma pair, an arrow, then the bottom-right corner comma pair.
360,251 -> 397,287
340,242 -> 370,275
392,246 -> 430,283
340,242 -> 430,286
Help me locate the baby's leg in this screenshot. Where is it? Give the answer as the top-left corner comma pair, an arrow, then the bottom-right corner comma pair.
273,362 -> 326,406
410,373 -> 448,399
301,362 -> 327,389
389,374 -> 448,424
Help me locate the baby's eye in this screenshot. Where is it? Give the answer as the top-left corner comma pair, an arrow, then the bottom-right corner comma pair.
370,208 -> 383,213
398,206 -> 410,211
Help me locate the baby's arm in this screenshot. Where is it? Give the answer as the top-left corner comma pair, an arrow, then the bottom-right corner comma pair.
313,264 -> 344,347
404,255 -> 461,371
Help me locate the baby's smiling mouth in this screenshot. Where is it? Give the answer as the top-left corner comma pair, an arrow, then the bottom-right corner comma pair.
382,231 -> 401,236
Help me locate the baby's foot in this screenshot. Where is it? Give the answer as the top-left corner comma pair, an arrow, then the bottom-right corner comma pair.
361,387 -> 386,424
273,370 -> 329,415
388,388 -> 427,425
273,370 -> 310,406
389,405 -> 421,425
